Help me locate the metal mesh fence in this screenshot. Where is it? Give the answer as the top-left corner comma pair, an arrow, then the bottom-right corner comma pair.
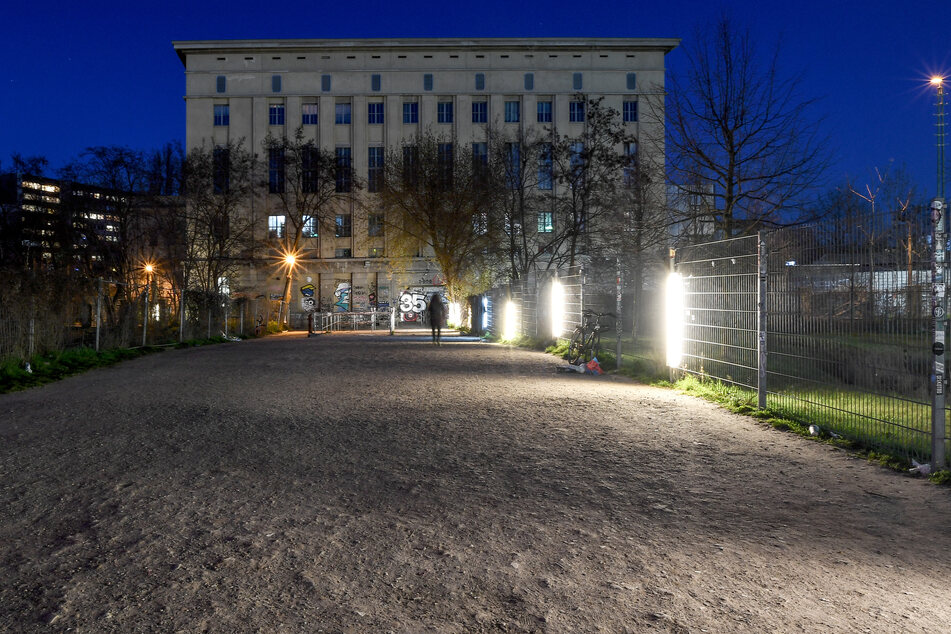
673,210 -> 948,463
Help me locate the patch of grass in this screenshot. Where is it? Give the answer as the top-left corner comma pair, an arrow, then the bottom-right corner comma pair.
930,470 -> 951,485
0,336 -> 238,394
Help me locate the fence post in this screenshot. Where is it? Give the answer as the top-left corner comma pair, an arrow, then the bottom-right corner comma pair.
932,198 -> 947,470
616,256 -> 623,371
757,232 -> 768,410
95,277 -> 102,352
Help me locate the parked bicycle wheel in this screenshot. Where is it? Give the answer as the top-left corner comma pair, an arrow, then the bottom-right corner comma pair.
567,327 -> 586,365
587,332 -> 601,363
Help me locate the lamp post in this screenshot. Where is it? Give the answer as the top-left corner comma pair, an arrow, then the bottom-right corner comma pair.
142,264 -> 154,347
280,252 -> 297,326
931,76 -> 947,470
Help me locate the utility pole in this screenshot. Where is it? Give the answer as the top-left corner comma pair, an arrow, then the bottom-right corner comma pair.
931,77 -> 947,470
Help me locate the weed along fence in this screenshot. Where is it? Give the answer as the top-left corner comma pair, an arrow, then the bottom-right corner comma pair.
669,214 -> 950,465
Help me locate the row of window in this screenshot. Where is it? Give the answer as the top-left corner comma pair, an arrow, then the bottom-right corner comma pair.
216,72 -> 637,95
258,140 -> 637,195
213,99 -> 638,127
266,213 -> 384,239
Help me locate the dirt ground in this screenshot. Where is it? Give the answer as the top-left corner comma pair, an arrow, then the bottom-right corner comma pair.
2,333 -> 951,633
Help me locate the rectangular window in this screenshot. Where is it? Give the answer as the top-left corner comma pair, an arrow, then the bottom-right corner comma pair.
505,142 -> 520,189
524,73 -> 534,90
301,146 -> 319,193
213,147 -> 230,194
269,104 -> 285,126
213,104 -> 229,126
569,100 -> 585,122
423,74 -> 433,91
472,142 -> 488,168
321,74 -> 331,92
626,72 -> 637,90
475,73 -> 485,90
472,101 -> 487,123
368,102 -> 384,124
271,75 -> 282,93
623,100 -> 638,123
368,213 -> 384,237
537,211 -> 554,233
302,103 -> 319,125
402,145 -> 418,184
335,247 -> 352,258
438,143 -> 453,189
268,148 -> 284,193
367,146 -> 384,193
504,101 -> 520,123
537,142 -> 553,190
570,142 -> 584,189
268,214 -> 285,239
437,101 -> 454,124
368,247 -> 384,258
623,142 -> 638,188
335,102 -> 351,124
403,102 -> 418,124
371,74 -> 381,92
302,216 -> 319,238
335,147 -> 352,192
335,214 -> 352,238
216,75 -> 226,93
573,72 -> 583,90
537,100 -> 552,123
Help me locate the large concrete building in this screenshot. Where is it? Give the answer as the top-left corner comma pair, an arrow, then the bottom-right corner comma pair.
172,37 -> 678,320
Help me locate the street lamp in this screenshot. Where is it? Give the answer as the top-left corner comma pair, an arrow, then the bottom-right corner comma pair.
278,250 -> 299,326
142,263 -> 155,346
930,76 -> 948,470
933,76 -> 945,198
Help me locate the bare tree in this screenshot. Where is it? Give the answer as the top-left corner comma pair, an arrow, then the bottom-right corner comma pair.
378,132 -> 502,302
7,153 -> 49,176
263,128 -> 355,318
665,15 -> 829,238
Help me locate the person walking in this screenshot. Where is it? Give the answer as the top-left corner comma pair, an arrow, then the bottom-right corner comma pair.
428,292 -> 447,345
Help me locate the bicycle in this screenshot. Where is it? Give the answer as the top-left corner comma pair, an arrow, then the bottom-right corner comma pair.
567,309 -> 615,365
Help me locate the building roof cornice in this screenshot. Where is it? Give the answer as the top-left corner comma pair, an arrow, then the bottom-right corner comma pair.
172,37 -> 680,65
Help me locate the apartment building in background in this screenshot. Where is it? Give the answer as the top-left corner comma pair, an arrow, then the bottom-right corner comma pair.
172,37 -> 678,316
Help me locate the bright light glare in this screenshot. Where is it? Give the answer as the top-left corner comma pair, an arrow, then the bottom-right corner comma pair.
284,254 -> 297,266
503,300 -> 518,341
144,263 -> 154,274
448,301 -> 462,328
666,272 -> 685,368
550,279 -> 565,338
932,76 -> 944,87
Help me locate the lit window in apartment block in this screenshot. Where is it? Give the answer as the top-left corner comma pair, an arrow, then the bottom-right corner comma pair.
504,101 -> 520,123
268,215 -> 285,239
368,247 -> 384,258
302,103 -> 318,125
537,211 -> 554,233
269,104 -> 285,125
302,216 -> 318,238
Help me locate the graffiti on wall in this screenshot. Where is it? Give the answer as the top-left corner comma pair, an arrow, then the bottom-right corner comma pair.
300,283 -> 316,312
352,282 -> 368,311
334,281 -> 351,312
398,286 -> 445,322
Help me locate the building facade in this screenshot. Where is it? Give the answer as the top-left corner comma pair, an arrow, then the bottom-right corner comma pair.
172,38 -> 678,319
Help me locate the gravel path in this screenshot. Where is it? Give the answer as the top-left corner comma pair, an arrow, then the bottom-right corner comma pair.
2,333 -> 951,633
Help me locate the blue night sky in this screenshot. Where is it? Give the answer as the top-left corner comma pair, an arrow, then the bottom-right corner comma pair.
3,0 -> 950,199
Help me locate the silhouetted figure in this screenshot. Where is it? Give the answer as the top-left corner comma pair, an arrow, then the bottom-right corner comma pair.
428,292 -> 447,345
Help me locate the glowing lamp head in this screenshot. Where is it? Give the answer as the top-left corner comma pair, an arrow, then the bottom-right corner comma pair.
932,76 -> 944,87
144,264 -> 154,274
284,254 -> 296,267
